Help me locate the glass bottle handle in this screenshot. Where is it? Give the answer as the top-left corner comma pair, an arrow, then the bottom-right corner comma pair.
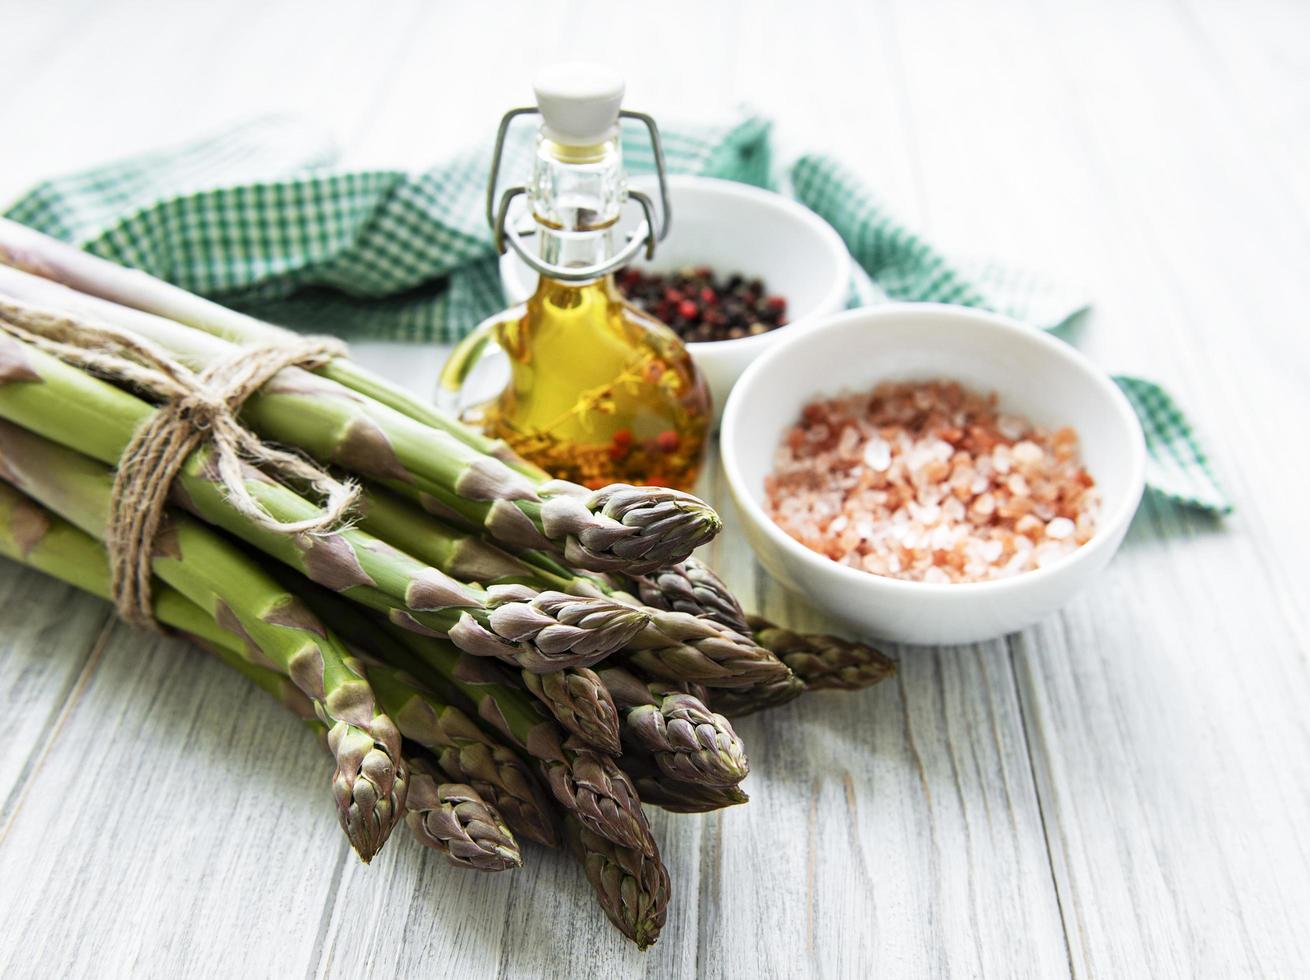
436,316 -> 503,418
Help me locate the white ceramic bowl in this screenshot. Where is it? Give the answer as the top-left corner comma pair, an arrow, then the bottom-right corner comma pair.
720,304 -> 1147,646
499,175 -> 851,416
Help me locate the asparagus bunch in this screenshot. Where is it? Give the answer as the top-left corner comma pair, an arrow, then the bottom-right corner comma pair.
0,223 -> 900,948
0,325 -> 651,671
0,259 -> 722,575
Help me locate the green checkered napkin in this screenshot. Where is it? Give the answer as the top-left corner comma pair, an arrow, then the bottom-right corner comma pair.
3,114 -> 1228,514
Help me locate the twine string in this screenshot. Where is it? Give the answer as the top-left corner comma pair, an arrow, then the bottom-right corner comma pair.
0,297 -> 358,628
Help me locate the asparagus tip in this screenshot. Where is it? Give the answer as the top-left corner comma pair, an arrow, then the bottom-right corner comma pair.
328,723 -> 408,863
406,775 -> 524,872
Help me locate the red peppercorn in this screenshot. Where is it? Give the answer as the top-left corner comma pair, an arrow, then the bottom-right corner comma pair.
612,428 -> 633,448
655,430 -> 679,453
616,265 -> 788,345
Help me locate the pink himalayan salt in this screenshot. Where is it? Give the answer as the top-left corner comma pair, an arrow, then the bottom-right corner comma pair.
764,379 -> 1100,584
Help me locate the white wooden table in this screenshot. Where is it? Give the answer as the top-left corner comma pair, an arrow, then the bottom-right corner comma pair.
3,1 -> 1309,976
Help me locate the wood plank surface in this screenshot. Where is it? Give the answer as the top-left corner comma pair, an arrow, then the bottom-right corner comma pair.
0,0 -> 1307,977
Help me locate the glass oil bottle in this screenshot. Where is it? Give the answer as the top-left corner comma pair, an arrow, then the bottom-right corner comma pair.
438,64 -> 711,490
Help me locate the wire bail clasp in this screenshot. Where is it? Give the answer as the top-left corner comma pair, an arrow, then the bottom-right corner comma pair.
485,108 -> 672,283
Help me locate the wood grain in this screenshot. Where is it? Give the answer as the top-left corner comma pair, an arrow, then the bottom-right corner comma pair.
0,0 -> 1308,976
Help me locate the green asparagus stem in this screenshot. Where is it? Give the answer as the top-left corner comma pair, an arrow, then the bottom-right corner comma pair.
355,660 -> 560,848
599,666 -> 748,786
746,615 -> 897,692
564,815 -> 670,950
0,326 -> 650,671
627,557 -> 751,636
0,479 -> 405,861
0,217 -> 539,473
0,255 -> 722,573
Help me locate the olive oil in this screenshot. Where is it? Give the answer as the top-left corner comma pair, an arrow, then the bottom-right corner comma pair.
461,275 -> 709,489
441,64 -> 711,490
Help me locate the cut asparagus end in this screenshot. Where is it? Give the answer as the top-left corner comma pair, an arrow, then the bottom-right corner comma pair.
565,817 -> 670,951
405,768 -> 522,872
328,723 -> 408,863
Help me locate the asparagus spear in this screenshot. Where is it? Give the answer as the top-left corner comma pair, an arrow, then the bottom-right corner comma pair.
184,626 -> 523,872
194,632 -> 522,871
627,557 -> 751,636
282,567 -> 620,765
0,327 -> 650,671
622,610 -> 794,688
0,261 -> 722,573
621,757 -> 751,813
403,755 -> 523,872
746,615 -> 897,692
346,657 -> 560,849
706,674 -> 808,718
203,650 -> 524,872
564,816 -> 670,951
0,478 -> 406,862
233,560 -> 563,849
519,666 -> 621,756
599,667 -> 749,786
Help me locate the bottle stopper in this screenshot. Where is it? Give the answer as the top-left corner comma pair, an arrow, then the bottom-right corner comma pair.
533,63 -> 625,146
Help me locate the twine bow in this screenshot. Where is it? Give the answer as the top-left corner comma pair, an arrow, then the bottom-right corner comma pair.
0,297 -> 359,628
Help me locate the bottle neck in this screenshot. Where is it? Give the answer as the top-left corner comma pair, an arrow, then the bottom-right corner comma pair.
536,226 -> 615,281
529,131 -> 624,282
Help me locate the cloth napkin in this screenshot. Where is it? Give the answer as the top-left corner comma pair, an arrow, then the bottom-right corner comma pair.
3,114 -> 1229,514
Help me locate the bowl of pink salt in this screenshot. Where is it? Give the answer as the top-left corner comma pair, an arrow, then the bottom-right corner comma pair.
719,303 -> 1146,645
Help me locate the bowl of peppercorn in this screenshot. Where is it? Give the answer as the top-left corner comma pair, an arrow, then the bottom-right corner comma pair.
499,174 -> 852,417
